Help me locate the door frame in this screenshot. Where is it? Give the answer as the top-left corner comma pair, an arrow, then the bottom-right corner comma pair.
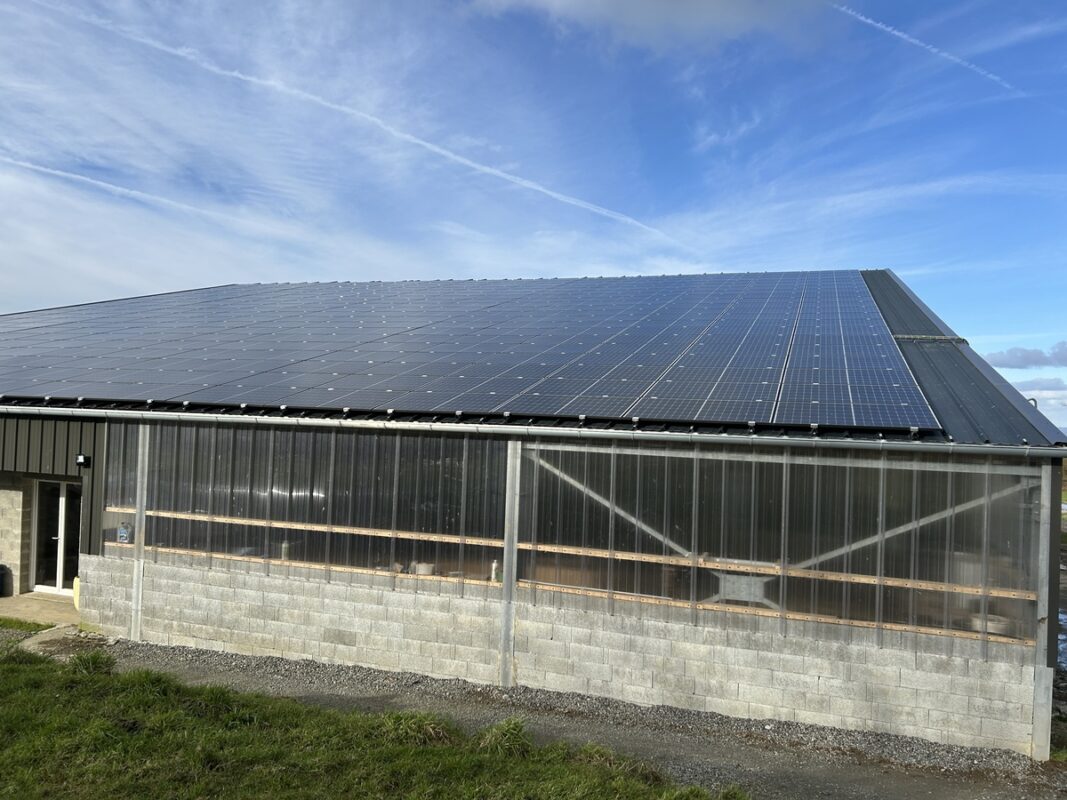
30,479 -> 81,596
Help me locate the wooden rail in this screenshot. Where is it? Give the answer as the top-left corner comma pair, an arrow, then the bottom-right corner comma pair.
105,506 -> 1038,602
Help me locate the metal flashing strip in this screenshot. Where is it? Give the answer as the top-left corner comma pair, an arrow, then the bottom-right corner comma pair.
0,404 -> 1063,458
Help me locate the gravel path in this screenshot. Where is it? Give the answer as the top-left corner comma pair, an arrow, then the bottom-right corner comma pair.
32,631 -> 1063,800
0,628 -> 34,647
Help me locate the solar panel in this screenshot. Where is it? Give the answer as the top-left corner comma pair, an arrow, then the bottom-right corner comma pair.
0,272 -> 940,431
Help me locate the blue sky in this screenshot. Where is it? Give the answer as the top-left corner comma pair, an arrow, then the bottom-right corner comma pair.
1,0 -> 1065,425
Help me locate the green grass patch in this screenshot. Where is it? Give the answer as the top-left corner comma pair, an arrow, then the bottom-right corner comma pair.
0,616 -> 51,633
0,648 -> 749,799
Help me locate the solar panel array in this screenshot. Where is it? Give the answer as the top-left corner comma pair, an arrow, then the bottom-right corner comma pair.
0,271 -> 940,430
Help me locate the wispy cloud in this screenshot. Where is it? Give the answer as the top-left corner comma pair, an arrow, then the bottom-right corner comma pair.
475,0 -> 822,51
0,154 -> 239,223
27,0 -> 671,240
831,4 -> 1018,93
958,18 -> 1067,58
984,341 -> 1067,368
693,112 -> 762,152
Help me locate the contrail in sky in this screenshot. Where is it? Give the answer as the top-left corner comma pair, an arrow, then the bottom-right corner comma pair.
832,4 -> 1018,93
0,154 -> 239,222
26,0 -> 673,241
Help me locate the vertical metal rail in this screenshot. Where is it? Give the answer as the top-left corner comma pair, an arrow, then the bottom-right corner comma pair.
690,447 -> 699,625
204,425 -> 217,569
778,449 -> 790,636
323,431 -> 337,583
1032,460 -> 1055,760
810,460 -> 820,634
388,436 -> 401,590
608,442 -> 618,617
499,439 -> 522,687
875,453 -> 886,648
943,471 -> 955,642
263,430 -> 275,573
980,458 -> 992,661
129,424 -> 150,642
458,436 -> 469,598
842,452 -> 853,632
909,469 -> 919,630
527,443 -> 540,603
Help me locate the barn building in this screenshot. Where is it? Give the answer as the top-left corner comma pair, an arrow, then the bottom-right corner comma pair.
0,270 -> 1061,757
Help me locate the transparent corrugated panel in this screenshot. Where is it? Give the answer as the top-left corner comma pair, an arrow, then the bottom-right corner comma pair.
784,452 -> 817,618
104,421 -> 139,511
947,467 -> 987,637
101,420 -> 127,543
752,450 -> 783,564
720,453 -> 753,562
843,457 -> 880,625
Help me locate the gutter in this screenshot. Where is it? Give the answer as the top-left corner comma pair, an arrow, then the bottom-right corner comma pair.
1,404 -> 1063,459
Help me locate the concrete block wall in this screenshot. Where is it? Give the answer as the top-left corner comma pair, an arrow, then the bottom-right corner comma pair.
82,547 -> 503,685
0,474 -> 31,596
512,599 -> 1044,756
79,548 -> 1048,757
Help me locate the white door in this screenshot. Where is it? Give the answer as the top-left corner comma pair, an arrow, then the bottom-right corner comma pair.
33,481 -> 82,594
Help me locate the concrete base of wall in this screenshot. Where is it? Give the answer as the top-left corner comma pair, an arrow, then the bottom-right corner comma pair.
80,548 -> 1051,758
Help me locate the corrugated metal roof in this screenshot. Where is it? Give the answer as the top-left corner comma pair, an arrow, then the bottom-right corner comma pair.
862,270 -> 1065,447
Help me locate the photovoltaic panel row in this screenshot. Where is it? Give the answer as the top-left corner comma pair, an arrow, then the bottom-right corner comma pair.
0,272 -> 940,431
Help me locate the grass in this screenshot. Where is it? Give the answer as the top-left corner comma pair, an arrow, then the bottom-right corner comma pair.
1052,714 -> 1067,763
0,616 -> 51,633
0,646 -> 749,800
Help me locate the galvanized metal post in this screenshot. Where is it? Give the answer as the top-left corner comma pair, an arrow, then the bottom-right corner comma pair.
1032,461 -> 1055,759
499,438 -> 522,687
129,423 -> 150,642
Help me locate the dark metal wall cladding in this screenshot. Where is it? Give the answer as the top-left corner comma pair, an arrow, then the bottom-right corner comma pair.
0,416 -> 107,554
863,270 -> 1066,446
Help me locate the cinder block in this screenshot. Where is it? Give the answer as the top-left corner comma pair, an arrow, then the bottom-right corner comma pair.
969,696 -> 1028,724
866,685 -> 917,707
980,718 -> 1032,743
772,670 -> 820,694
829,696 -> 873,719
928,709 -> 983,736
794,709 -> 841,727
869,702 -> 927,728
970,660 -> 1027,684
738,683 -> 783,706
916,689 -> 969,715
916,653 -> 969,677
849,663 -> 899,686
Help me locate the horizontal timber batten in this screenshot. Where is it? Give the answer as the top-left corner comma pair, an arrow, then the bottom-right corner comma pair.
516,541 -> 1036,600
106,506 -> 1036,602
102,541 -> 498,587
516,580 -> 1035,646
105,506 -> 505,549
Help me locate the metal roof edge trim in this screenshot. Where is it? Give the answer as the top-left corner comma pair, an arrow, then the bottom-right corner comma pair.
1,405 -> 1062,459
955,343 -> 1067,446
880,270 -> 958,337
